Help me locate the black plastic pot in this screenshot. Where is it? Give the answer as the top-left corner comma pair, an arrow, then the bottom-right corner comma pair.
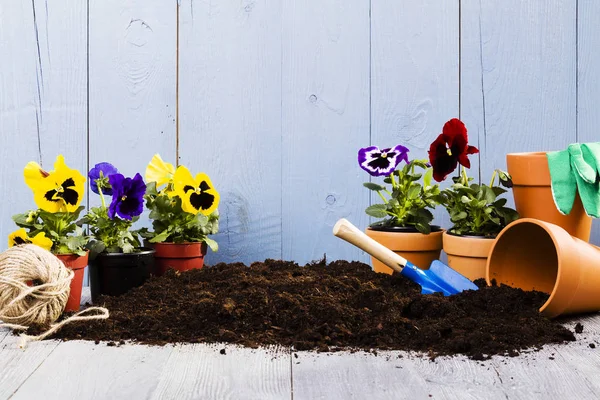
89,247 -> 156,303
368,223 -> 442,233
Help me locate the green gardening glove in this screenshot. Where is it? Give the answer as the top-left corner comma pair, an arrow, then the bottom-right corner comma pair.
569,143 -> 600,218
547,149 -> 577,215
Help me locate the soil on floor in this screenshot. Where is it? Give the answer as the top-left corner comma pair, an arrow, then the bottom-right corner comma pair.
34,259 -> 577,360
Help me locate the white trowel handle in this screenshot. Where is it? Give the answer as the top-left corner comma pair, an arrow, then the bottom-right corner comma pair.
333,218 -> 407,274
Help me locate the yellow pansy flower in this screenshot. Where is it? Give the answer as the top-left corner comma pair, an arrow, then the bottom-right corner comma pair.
24,155 -> 86,213
172,165 -> 220,216
145,153 -> 175,189
8,228 -> 53,251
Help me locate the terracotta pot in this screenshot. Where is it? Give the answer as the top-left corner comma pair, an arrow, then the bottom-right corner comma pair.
443,232 -> 494,281
89,247 -> 155,303
153,242 -> 208,276
365,226 -> 443,273
506,151 -> 592,241
486,218 -> 600,318
56,252 -> 89,312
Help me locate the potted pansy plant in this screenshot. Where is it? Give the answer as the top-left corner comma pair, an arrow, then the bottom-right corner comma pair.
359,145 -> 444,273
9,155 -> 89,312
137,154 -> 220,276
429,118 -> 519,280
79,162 -> 155,302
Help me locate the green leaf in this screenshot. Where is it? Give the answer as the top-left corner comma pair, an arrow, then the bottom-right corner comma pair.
365,204 -> 389,218
460,195 -> 471,204
423,168 -> 433,188
407,184 -> 421,200
492,186 -> 507,196
415,223 -> 431,234
493,198 -> 507,207
363,182 -> 386,191
453,212 -> 468,221
483,185 -> 497,203
204,237 -> 219,252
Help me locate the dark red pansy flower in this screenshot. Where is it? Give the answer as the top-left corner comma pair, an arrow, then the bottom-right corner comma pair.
428,118 -> 479,182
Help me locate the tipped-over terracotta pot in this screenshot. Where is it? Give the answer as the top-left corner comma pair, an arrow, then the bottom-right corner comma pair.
153,242 -> 208,276
486,218 -> 600,318
365,225 -> 443,273
56,252 -> 88,312
443,232 -> 494,281
506,152 -> 592,241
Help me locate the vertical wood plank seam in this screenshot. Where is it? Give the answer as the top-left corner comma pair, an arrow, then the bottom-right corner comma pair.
6,342 -> 61,399
477,0 -> 488,160
176,0 -> 180,166
576,0 -> 579,142
31,0 -> 44,164
280,1 -> 283,260
84,0 -> 91,286
368,0 -> 373,212
458,0 -> 461,121
289,351 -> 294,400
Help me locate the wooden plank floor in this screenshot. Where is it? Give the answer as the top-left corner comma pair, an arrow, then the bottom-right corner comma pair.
1,290 -> 599,400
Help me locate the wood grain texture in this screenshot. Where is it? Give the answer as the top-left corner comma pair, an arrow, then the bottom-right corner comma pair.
461,0 -> 577,185
577,0 -> 600,246
292,351 -> 502,400
486,341 -> 600,400
178,1 -> 282,265
0,1 -> 87,251
10,341 -> 173,400
88,0 -> 176,220
1,315 -> 599,399
371,0 -> 459,233
280,0 -> 370,264
150,344 -> 291,400
0,333 -> 60,399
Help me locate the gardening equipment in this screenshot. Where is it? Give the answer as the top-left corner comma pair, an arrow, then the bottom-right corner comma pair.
507,151 -> 592,241
366,224 -> 444,273
56,252 -> 89,312
487,217 -> 600,318
547,143 -> 600,218
442,232 -> 494,281
153,241 -> 207,276
89,247 -> 155,303
0,244 -> 109,348
333,218 -> 478,295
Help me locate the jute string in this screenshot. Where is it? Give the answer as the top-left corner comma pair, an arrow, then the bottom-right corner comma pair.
0,244 -> 109,348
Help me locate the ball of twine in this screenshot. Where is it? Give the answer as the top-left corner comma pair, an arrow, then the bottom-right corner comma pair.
0,244 -> 109,347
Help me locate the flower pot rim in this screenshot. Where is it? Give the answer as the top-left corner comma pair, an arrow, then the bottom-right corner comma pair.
54,250 -> 90,257
153,241 -> 207,246
506,151 -> 549,157
444,231 -> 497,240
367,224 -> 442,233
98,247 -> 156,257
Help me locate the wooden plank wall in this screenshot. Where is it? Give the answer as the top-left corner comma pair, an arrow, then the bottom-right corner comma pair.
1,0 -> 598,272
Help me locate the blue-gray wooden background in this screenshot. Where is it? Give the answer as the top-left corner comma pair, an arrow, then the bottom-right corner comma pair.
1,0 -> 598,268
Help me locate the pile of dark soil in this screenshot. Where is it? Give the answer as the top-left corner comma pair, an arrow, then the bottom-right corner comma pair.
38,260 -> 577,360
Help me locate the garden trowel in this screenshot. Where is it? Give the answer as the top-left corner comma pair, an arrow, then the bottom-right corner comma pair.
333,218 -> 479,295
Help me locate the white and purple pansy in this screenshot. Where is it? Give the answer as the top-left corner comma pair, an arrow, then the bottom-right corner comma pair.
358,145 -> 409,176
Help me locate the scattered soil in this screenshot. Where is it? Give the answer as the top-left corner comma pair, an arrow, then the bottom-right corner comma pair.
33,259 -> 577,360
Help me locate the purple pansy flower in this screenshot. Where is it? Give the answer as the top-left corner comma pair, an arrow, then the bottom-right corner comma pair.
107,173 -> 146,220
89,162 -> 119,195
358,145 -> 409,177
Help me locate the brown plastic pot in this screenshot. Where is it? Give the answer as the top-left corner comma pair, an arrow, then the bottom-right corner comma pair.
153,242 -> 208,276
56,252 -> 88,312
507,151 -> 592,241
443,232 -> 494,281
486,218 -> 600,318
365,225 -> 443,273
